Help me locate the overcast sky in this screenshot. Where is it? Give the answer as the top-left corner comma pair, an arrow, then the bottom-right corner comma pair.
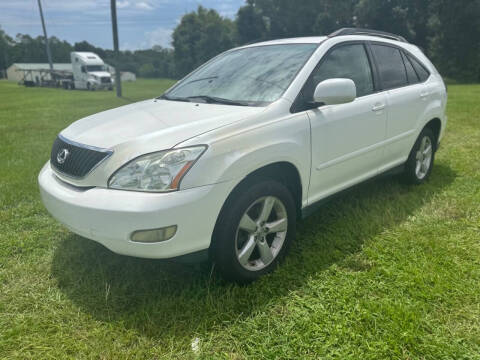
0,0 -> 245,50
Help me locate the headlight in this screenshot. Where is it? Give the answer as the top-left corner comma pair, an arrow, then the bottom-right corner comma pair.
108,146 -> 206,192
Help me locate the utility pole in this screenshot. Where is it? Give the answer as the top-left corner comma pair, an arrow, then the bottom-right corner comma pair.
37,0 -> 53,71
110,0 -> 122,97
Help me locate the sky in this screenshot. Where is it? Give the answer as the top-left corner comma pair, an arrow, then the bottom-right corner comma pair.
0,0 -> 245,50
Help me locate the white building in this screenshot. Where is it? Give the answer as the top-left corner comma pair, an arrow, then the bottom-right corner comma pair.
107,68 -> 137,82
120,71 -> 136,82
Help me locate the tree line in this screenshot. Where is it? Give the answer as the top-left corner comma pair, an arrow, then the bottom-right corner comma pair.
173,0 -> 480,82
0,29 -> 175,79
1,0 -> 479,82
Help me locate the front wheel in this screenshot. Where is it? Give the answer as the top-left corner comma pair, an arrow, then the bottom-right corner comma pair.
403,127 -> 436,184
212,179 -> 296,283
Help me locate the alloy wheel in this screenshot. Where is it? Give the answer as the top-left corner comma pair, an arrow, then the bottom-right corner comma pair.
415,135 -> 433,179
235,196 -> 288,271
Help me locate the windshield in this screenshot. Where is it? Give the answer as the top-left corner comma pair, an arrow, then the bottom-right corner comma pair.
165,44 -> 318,105
86,65 -> 105,72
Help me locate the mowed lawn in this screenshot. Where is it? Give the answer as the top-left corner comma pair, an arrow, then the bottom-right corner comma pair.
0,79 -> 479,359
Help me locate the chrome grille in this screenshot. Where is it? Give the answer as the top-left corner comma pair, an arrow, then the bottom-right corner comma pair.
50,135 -> 112,178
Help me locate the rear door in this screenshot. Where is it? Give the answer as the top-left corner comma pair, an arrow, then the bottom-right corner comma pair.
369,43 -> 430,171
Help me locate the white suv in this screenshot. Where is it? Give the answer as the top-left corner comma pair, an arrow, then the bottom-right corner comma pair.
39,28 -> 447,282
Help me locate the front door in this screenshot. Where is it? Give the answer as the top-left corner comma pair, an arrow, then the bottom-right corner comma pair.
304,43 -> 387,204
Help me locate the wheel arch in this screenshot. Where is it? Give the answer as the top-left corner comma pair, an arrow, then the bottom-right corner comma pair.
210,161 -> 303,255
224,161 -> 302,219
424,118 -> 442,148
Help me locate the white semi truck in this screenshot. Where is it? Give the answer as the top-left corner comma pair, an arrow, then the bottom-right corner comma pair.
19,51 -> 114,91
71,52 -> 113,90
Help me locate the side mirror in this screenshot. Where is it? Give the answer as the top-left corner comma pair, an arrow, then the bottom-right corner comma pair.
313,78 -> 356,106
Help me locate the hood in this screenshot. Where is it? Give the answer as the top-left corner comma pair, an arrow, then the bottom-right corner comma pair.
60,99 -> 264,150
88,71 -> 111,78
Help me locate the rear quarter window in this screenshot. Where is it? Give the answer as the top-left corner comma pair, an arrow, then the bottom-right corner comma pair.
407,54 -> 430,82
402,52 -> 420,84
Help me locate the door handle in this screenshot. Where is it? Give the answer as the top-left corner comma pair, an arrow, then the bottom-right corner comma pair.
420,91 -> 429,98
372,103 -> 385,112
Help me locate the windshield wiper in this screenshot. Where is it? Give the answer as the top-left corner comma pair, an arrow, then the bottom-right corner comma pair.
159,94 -> 250,106
158,94 -> 191,102
186,95 -> 249,106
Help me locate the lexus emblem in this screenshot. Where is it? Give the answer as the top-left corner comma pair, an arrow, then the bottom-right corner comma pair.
57,148 -> 70,164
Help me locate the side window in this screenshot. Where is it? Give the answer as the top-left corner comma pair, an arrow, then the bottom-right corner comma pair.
371,44 -> 408,90
307,44 -> 374,98
402,52 -> 420,84
407,54 -> 430,82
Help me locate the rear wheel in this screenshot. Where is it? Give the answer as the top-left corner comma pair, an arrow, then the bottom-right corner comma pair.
212,179 -> 296,283
403,127 -> 436,184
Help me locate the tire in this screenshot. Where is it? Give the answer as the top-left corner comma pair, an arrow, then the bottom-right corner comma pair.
212,179 -> 296,283
402,127 -> 436,184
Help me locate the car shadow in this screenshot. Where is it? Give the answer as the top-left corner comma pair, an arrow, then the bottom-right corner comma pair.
51,163 -> 456,343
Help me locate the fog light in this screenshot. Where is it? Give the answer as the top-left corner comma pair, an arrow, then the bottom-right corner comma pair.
130,225 -> 177,243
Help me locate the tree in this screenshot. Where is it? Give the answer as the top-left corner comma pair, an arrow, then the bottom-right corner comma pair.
403,0 -> 430,51
49,37 -> 74,62
138,63 -> 156,78
354,0 -> 432,50
1,1 -> 480,82
312,0 -> 357,34
236,0 -> 268,44
0,27 -> 13,76
236,0 -> 357,44
172,6 -> 235,77
429,0 -> 480,81
74,41 -> 106,59
355,0 -> 410,38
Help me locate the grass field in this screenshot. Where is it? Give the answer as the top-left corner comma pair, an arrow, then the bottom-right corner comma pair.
0,79 -> 479,359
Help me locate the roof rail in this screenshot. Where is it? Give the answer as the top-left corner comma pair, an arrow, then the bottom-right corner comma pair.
328,28 -> 408,43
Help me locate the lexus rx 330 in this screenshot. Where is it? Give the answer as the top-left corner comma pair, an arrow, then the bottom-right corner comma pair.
39,28 -> 447,282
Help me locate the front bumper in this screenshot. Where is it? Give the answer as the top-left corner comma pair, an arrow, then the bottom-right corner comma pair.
93,83 -> 112,89
38,162 -> 232,259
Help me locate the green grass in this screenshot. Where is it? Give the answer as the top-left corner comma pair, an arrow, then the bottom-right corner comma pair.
0,79 -> 479,359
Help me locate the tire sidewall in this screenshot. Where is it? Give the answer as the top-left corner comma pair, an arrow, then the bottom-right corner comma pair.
405,127 -> 436,184
213,179 -> 296,282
